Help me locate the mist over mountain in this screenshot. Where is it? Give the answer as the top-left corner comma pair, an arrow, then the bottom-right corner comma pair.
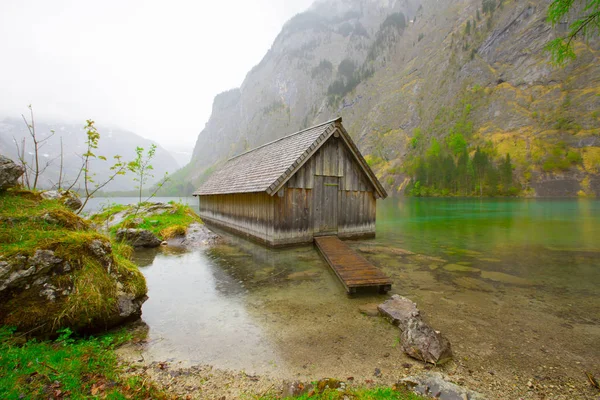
0,117 -> 179,192
172,0 -> 599,197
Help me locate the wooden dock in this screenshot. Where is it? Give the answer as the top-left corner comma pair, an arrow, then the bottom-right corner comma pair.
314,236 -> 392,294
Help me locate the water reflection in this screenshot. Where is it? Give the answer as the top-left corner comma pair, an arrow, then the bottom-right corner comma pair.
131,248 -> 283,373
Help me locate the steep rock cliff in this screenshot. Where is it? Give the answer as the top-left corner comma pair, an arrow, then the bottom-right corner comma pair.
183,0 -> 600,197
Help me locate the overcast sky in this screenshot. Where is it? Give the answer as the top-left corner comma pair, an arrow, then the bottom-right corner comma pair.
0,0 -> 313,154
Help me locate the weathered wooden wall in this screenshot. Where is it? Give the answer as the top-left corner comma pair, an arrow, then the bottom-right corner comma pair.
199,134 -> 378,247
199,192 -> 274,244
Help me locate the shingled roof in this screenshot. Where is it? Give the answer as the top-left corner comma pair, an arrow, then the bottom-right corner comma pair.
193,117 -> 387,198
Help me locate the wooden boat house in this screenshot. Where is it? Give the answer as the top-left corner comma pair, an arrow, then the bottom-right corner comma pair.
193,117 -> 388,247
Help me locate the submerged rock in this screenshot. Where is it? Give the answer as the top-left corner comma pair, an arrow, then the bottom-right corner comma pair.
116,228 -> 162,248
378,294 -> 420,331
401,318 -> 453,365
398,372 -> 484,399
358,303 -> 380,317
0,155 -> 25,190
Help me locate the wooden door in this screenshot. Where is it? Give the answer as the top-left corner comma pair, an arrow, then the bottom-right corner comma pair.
314,176 -> 339,235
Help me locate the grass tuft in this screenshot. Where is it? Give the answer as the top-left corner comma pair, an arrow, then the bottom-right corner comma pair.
0,326 -> 172,399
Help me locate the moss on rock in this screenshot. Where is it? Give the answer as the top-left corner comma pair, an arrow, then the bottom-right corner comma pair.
0,189 -> 147,337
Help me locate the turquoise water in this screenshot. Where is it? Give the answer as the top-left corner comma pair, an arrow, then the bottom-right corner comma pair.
377,198 -> 599,252
373,198 -> 600,293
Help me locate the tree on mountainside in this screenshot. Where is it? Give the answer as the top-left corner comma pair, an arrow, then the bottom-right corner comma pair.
546,0 -> 600,64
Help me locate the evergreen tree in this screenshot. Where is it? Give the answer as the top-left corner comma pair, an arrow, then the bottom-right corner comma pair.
501,153 -> 513,191
472,146 -> 488,196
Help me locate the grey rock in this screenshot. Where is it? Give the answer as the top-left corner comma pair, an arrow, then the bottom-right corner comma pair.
117,291 -> 147,318
400,318 -> 453,365
40,190 -> 82,211
0,261 -> 8,277
39,284 -> 58,301
116,228 -> 162,248
88,239 -> 112,260
378,294 -> 420,331
180,223 -> 220,247
29,249 -> 63,269
399,372 -> 485,400
0,155 -> 25,190
40,190 -> 62,200
62,191 -> 82,211
0,250 -> 62,293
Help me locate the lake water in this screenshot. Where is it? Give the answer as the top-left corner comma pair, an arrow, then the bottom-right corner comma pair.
112,197 -> 599,398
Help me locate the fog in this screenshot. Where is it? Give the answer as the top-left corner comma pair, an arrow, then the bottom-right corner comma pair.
0,0 -> 313,156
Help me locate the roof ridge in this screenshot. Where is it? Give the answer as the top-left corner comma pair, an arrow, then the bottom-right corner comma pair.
227,117 -> 341,161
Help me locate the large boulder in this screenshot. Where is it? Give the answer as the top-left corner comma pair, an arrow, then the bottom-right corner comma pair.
116,228 -> 162,248
0,239 -> 147,336
378,294 -> 421,331
0,155 -> 25,190
401,318 -> 453,365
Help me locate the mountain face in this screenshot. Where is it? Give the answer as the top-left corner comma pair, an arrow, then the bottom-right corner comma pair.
183,0 -> 600,197
0,118 -> 179,192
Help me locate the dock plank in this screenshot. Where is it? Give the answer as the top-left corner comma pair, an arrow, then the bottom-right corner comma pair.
314,236 -> 392,294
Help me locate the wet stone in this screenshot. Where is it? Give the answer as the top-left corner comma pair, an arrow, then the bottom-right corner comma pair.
377,294 -> 420,331
401,318 -> 453,365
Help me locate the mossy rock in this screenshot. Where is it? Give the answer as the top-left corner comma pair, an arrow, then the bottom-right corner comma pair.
0,190 -> 147,337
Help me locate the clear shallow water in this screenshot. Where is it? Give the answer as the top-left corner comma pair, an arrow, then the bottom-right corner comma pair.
124,197 -> 599,396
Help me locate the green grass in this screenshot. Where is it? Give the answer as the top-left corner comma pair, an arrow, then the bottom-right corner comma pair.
0,326 -> 172,399
91,201 -> 202,240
